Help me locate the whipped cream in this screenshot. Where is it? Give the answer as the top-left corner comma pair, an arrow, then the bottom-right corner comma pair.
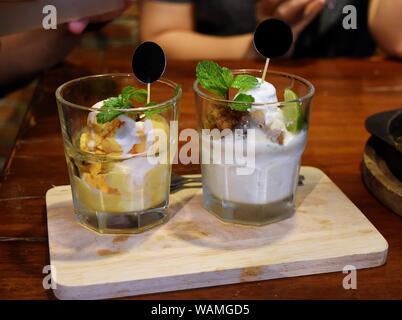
86,100 -> 154,156
243,78 -> 295,145
246,78 -> 278,105
114,115 -> 142,154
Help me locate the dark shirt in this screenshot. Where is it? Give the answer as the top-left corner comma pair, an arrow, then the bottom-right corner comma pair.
295,0 -> 376,57
158,0 -> 256,36
157,0 -> 376,58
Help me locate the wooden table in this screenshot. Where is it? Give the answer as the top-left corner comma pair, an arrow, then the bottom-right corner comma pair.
1,52 -> 402,299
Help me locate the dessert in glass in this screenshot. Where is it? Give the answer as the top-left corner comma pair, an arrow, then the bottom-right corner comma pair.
194,61 -> 314,225
56,74 -> 181,234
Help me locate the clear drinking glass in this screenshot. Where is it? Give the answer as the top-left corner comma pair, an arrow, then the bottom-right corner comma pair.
193,70 -> 314,225
56,74 -> 181,234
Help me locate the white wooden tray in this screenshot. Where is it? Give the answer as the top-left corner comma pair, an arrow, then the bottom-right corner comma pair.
46,166 -> 388,300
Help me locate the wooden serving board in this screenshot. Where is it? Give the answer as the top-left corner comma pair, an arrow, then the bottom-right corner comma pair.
46,167 -> 388,300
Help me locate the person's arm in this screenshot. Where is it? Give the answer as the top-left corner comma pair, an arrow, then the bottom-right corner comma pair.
139,1 -> 254,60
0,26 -> 79,87
140,0 -> 325,60
0,1 -> 132,87
369,0 -> 402,59
256,0 -> 325,39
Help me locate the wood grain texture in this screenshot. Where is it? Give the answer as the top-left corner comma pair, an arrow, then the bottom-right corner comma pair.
362,140 -> 402,216
1,52 -> 402,299
46,167 -> 387,300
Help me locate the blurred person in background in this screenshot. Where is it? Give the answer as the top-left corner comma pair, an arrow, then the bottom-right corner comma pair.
140,0 -> 402,60
0,0 -> 133,88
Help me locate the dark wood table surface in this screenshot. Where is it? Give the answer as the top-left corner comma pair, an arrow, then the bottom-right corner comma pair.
1,51 -> 402,299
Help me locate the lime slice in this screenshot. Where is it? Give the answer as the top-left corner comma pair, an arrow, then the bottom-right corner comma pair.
283,88 -> 303,133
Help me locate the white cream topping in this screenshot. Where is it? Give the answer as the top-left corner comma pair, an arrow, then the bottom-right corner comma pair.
245,78 -> 281,128
87,101 -> 103,151
243,78 -> 296,145
87,100 -> 146,155
143,118 -> 155,147
246,78 -> 278,105
114,115 -> 141,154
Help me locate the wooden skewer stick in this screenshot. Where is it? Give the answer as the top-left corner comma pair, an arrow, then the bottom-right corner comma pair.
147,82 -> 151,104
261,58 -> 270,83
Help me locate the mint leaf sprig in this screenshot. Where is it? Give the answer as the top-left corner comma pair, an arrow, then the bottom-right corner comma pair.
96,86 -> 147,124
95,84 -> 181,123
229,93 -> 255,111
196,60 -> 258,111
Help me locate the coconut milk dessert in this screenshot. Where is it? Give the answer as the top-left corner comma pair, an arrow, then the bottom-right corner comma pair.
195,61 -> 313,225
64,86 -> 172,231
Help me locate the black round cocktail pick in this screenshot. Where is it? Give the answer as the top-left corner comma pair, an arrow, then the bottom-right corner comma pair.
253,18 -> 293,58
132,41 -> 166,84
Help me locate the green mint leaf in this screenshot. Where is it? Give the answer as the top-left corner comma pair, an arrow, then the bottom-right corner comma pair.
95,86 -> 149,123
229,93 -> 254,111
121,86 -> 135,96
120,86 -> 143,104
96,97 -> 126,123
129,88 -> 148,103
196,60 -> 231,98
222,67 -> 234,88
144,102 -> 173,118
231,75 -> 258,91
175,84 -> 181,95
102,97 -> 120,109
96,109 -> 122,124
195,61 -> 259,112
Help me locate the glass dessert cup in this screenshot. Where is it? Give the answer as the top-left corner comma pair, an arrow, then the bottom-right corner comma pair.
194,70 -> 314,226
56,74 -> 181,234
